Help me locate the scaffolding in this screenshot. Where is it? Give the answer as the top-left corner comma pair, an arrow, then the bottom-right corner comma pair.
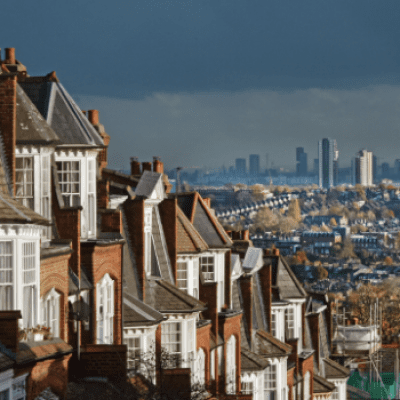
332,298 -> 398,399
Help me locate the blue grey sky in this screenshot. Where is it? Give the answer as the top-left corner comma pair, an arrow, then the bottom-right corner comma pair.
3,0 -> 400,171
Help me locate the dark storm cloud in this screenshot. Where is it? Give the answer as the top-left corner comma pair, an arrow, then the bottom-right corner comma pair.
77,86 -> 400,171
4,0 -> 400,98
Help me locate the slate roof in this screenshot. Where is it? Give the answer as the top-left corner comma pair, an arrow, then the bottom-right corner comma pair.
17,338 -> 73,364
151,207 -> 173,282
266,256 -> 307,300
177,193 -> 232,248
323,358 -> 350,379
0,191 -> 50,225
135,171 -> 163,198
16,84 -> 59,144
313,373 -> 336,393
146,279 -> 206,313
346,385 -> 371,399
242,247 -> 263,271
253,330 -> 292,358
0,351 -> 14,372
20,81 -> 104,146
123,293 -> 165,327
176,207 -> 208,253
241,348 -> 270,371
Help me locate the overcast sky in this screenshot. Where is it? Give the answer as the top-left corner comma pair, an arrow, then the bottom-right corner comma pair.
4,0 -> 400,171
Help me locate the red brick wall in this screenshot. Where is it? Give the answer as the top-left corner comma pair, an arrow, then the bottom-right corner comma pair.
196,323 -> 211,389
0,311 -> 21,353
300,355 -> 314,400
287,339 -> 299,376
219,313 -> 242,395
122,198 -> 145,300
258,263 -> 272,333
101,209 -> 122,233
199,281 -> 218,338
0,74 -> 17,194
308,314 -> 320,368
239,276 -> 253,343
160,368 -> 192,400
76,344 -> 127,381
97,179 -> 109,209
159,198 -> 178,282
40,253 -> 71,342
81,243 -> 123,345
25,354 -> 72,400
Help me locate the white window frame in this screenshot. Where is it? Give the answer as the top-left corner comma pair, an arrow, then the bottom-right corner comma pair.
303,372 -> 311,400
285,306 -> 295,340
242,381 -> 253,395
41,288 -> 61,337
0,241 -> 13,311
41,155 -> 51,240
264,363 -> 277,400
15,156 -> 34,209
56,160 -> 81,207
22,241 -> 37,329
96,273 -> 114,344
226,335 -> 237,394
161,320 -> 182,368
200,256 -> 215,282
195,348 -> 206,390
87,158 -> 96,237
124,336 -> 141,370
177,261 -> 188,293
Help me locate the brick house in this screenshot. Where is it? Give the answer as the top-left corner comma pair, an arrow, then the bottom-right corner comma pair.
0,48 -> 125,399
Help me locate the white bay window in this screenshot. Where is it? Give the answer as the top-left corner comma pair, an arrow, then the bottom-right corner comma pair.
0,242 -> 13,311
226,335 -> 237,394
264,364 -> 277,400
56,161 -> 80,207
16,157 -> 34,209
97,274 -> 114,344
22,242 -> 37,328
176,258 -> 199,299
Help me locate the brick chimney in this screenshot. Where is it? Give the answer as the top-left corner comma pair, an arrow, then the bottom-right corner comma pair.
130,157 -> 141,175
309,313 -> 320,367
88,109 -> 99,125
272,248 -> 280,256
240,276 -> 253,345
232,231 -> 241,240
4,48 -> 15,64
153,156 -> 164,174
142,162 -> 152,172
242,230 -> 250,240
0,311 -> 21,354
0,73 -> 17,194
287,338 -> 299,375
203,198 -> 211,207
87,110 -> 110,173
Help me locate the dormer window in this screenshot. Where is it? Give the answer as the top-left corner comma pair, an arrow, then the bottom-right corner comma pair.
56,161 -> 80,207
16,157 -> 34,209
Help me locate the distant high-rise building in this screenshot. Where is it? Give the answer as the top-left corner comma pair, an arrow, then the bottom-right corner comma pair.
313,159 -> 319,176
318,138 -> 339,188
373,155 -> 377,183
296,147 -> 308,176
249,154 -> 260,175
354,149 -> 373,186
395,159 -> 400,177
381,162 -> 390,178
235,158 -> 246,174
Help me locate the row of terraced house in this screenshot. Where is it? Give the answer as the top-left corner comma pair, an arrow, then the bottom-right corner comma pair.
0,48 -> 350,400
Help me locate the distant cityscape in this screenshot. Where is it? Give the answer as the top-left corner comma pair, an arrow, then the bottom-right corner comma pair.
167,138 -> 399,188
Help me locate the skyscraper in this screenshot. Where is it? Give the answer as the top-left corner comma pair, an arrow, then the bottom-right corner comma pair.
249,154 -> 260,175
235,158 -> 246,174
296,147 -> 308,176
354,149 -> 373,186
318,138 -> 339,188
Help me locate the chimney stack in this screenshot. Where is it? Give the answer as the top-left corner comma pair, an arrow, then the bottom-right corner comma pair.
130,157 -> 141,175
88,109 -> 99,125
203,198 -> 211,207
0,311 -> 21,354
142,162 -> 152,172
4,48 -> 15,64
242,230 -> 250,240
272,248 -> 280,256
153,156 -> 164,174
232,231 -> 241,240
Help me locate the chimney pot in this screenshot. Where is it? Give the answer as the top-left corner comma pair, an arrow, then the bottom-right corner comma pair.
88,109 -> 99,125
153,157 -> 164,174
142,162 -> 152,172
130,157 -> 141,175
5,48 -> 15,64
203,198 -> 211,207
273,248 -> 280,256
